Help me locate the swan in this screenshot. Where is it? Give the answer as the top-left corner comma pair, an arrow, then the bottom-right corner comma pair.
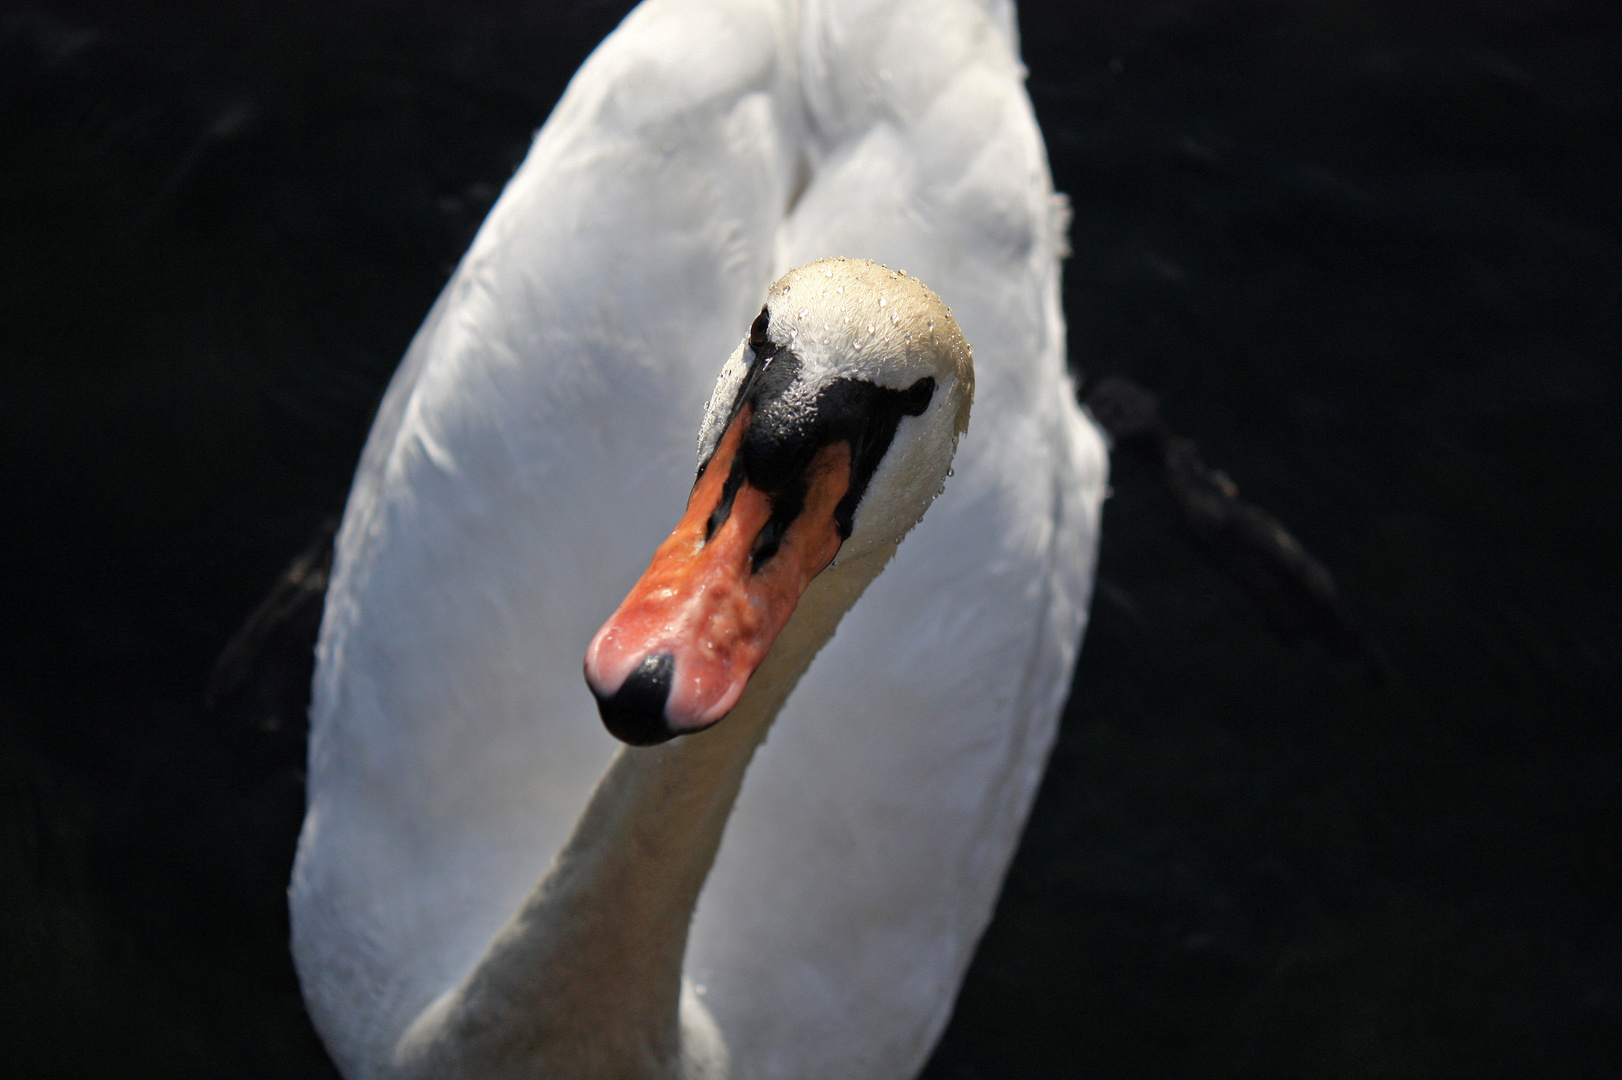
289,0 -> 1107,1077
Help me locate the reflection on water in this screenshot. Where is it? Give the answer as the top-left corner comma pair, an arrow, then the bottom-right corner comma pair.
2,2 -> 1617,1076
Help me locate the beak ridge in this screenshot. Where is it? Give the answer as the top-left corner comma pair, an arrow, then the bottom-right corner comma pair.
583,407 -> 851,744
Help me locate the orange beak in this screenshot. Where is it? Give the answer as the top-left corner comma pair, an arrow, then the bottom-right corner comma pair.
583,404 -> 852,745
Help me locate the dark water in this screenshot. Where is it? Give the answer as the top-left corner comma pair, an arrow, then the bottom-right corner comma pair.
2,1 -> 1618,1076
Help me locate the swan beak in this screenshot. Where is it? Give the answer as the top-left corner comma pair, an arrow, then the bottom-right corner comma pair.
584,405 -> 850,745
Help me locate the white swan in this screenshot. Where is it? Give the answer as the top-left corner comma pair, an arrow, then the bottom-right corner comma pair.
289,1 -> 1107,1077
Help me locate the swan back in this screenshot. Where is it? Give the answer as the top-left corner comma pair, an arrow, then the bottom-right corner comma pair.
290,1 -> 1106,1076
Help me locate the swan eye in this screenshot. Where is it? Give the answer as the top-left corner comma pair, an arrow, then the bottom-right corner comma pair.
749,305 -> 770,349
898,377 -> 935,417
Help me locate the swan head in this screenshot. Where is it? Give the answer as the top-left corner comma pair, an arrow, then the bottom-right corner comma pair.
583,257 -> 973,745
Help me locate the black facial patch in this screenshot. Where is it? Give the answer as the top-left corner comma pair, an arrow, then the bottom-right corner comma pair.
697,320 -> 936,569
825,373 -> 934,542
705,455 -> 747,542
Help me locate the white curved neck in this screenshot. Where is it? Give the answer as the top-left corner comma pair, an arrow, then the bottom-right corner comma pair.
392,544 -> 896,1079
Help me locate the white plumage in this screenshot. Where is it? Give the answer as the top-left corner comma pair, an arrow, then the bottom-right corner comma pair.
290,0 -> 1107,1076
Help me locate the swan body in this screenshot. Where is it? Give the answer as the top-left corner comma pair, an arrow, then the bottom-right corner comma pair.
290,1 -> 1107,1077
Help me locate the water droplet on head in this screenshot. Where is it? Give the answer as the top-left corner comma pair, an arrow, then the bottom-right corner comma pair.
837,285 -> 845,294
824,268 -> 834,277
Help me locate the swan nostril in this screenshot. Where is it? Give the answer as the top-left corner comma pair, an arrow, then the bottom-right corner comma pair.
593,653 -> 677,746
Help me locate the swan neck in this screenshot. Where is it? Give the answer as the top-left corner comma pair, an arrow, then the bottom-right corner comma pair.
393,550 -> 890,1077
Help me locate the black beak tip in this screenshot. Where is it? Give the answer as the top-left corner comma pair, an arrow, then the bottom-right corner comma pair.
592,652 -> 678,746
